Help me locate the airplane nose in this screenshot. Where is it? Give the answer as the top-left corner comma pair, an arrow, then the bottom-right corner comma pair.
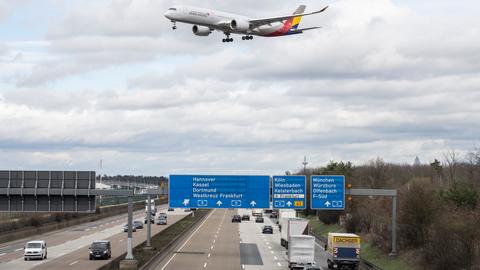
164,10 -> 172,19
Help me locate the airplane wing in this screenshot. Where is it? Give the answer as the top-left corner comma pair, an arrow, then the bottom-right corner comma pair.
249,6 -> 328,28
287,26 -> 322,34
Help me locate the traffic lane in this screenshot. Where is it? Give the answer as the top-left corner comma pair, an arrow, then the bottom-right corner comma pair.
314,237 -> 329,270
157,209 -> 241,270
0,206 -> 176,270
205,209 -> 241,270
33,209 -> 189,270
238,209 -> 288,270
0,211 -> 149,270
0,208 -> 149,263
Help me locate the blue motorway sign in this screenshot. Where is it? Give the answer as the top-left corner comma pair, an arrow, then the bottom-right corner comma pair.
169,175 -> 270,209
311,175 -> 345,210
272,176 -> 306,209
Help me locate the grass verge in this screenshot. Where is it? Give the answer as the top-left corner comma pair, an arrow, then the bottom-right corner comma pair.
361,243 -> 415,270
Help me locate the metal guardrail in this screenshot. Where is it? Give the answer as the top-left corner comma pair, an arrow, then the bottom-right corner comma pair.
309,229 -> 383,270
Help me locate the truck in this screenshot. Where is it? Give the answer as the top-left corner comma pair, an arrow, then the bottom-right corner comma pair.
326,233 -> 361,270
288,235 -> 316,269
145,199 -> 156,215
278,209 -> 296,227
282,218 -> 309,249
252,209 -> 263,217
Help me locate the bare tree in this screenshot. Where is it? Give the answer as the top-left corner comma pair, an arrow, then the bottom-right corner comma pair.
466,147 -> 480,186
365,157 -> 388,188
444,149 -> 460,183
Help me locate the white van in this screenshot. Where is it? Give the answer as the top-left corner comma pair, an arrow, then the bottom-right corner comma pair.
24,240 -> 47,261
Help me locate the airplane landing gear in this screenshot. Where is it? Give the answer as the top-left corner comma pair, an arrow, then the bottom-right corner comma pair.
242,35 -> 253,40
222,33 -> 233,43
171,21 -> 177,30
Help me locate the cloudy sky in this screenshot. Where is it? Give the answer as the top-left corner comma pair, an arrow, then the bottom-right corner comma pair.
0,0 -> 479,176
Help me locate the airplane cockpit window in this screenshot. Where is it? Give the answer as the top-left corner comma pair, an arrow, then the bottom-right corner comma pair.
168,8 -> 177,11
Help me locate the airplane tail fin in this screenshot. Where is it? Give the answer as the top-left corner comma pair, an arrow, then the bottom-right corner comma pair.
293,5 -> 306,15
284,5 -> 306,32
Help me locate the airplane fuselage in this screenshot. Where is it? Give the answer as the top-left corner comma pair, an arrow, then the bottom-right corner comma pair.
164,6 -> 287,37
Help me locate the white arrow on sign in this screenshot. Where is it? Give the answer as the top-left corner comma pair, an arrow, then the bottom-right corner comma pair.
286,201 -> 292,207
216,201 -> 222,206
324,201 -> 331,207
183,199 -> 190,206
250,201 -> 256,207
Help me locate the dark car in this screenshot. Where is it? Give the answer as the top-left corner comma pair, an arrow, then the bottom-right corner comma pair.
144,215 -> 155,224
184,208 -> 192,212
241,214 -> 250,221
133,220 -> 144,229
89,240 -> 111,260
255,217 -> 264,223
157,217 -> 167,225
123,224 -> 137,232
168,208 -> 174,211
270,212 -> 278,219
158,212 -> 167,219
262,225 -> 273,234
232,215 -> 242,223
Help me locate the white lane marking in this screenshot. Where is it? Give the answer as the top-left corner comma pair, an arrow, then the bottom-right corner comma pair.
213,239 -> 216,244
85,228 -> 90,231
268,246 -> 271,249
208,253 -> 211,258
92,226 -> 97,229
69,260 -> 79,266
161,210 -> 215,270
277,262 -> 282,267
274,256 -> 278,260
210,245 -> 214,250
0,253 -> 6,256
119,239 -> 124,242
242,264 -> 245,269
203,262 -> 207,268
270,250 -> 274,254
100,225 -> 104,227
315,242 -> 326,250
14,248 -> 23,252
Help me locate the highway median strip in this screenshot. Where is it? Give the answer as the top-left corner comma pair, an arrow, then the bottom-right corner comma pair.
98,209 -> 210,270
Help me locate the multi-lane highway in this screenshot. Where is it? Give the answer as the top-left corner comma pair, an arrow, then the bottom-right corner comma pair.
0,205 -> 188,270
1,207 -> 331,270
156,209 -> 330,270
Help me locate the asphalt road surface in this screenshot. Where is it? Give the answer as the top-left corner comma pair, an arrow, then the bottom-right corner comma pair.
0,205 -> 188,270
155,209 -> 330,270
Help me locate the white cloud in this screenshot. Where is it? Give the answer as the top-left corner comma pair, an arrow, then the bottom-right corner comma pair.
0,0 -> 31,22
0,0 -> 479,174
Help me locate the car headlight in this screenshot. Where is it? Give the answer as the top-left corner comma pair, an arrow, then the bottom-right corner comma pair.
89,251 -> 93,254
103,250 -> 108,254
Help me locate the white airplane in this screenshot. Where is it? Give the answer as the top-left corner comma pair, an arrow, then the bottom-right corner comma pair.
164,5 -> 328,42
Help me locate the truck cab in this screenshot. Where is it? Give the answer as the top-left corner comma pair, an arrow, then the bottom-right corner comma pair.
326,233 -> 360,270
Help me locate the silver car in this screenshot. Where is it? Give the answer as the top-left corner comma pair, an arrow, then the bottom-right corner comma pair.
123,224 -> 137,232
157,217 -> 167,225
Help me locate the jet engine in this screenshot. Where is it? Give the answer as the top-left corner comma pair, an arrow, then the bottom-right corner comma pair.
230,19 -> 250,32
192,25 -> 212,36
